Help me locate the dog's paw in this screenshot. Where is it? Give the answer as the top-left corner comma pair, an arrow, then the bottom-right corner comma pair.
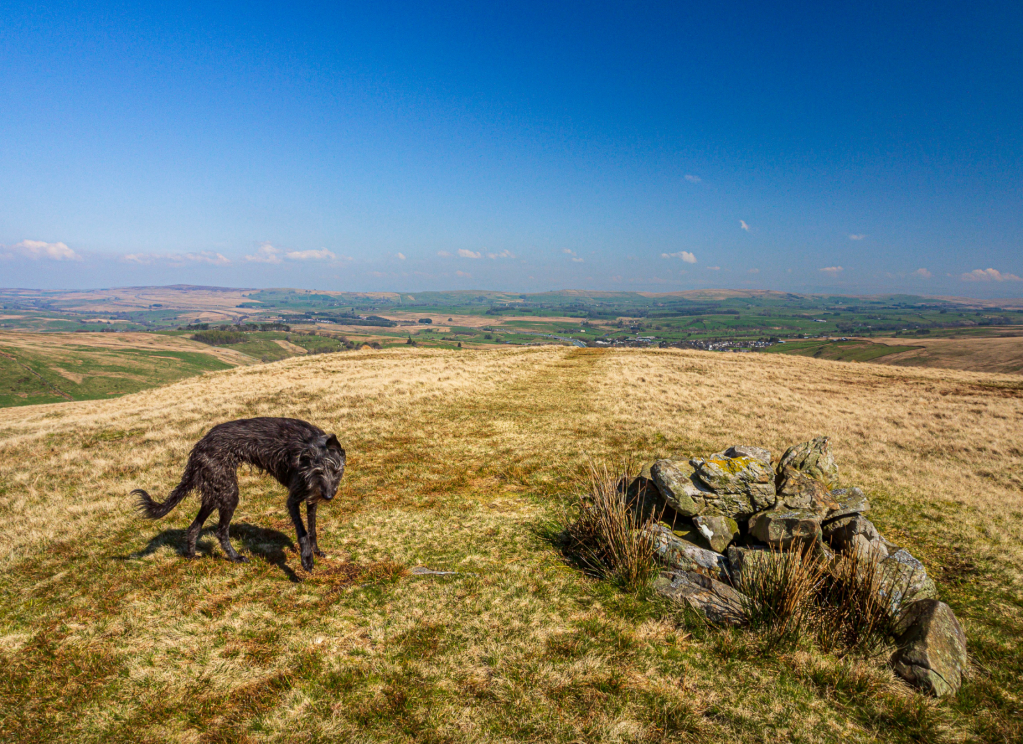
234,555 -> 250,563
314,548 -> 327,558
299,537 -> 314,571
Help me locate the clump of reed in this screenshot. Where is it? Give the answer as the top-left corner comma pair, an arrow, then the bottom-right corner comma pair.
564,460 -> 658,592
737,544 -> 907,655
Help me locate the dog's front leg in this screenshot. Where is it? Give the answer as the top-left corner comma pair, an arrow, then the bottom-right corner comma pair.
287,490 -> 314,571
307,502 -> 326,557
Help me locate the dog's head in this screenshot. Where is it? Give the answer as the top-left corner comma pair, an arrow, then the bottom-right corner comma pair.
299,433 -> 346,503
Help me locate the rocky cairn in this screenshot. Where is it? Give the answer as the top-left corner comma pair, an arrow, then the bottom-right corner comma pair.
631,436 -> 967,697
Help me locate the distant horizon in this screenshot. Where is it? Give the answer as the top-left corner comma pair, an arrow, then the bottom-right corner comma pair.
3,283 -> 1023,307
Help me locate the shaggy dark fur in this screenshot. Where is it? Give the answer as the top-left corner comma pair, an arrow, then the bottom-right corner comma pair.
133,417 -> 346,571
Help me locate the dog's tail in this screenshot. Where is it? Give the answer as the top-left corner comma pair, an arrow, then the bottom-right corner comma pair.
133,467 -> 195,520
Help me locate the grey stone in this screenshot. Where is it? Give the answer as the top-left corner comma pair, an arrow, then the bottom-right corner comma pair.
628,464 -> 688,531
726,545 -> 772,586
776,466 -> 838,514
778,436 -> 839,489
892,600 -> 968,697
849,533 -> 889,562
693,515 -> 739,553
650,460 -> 708,517
723,445 -> 772,465
748,507 -> 823,550
877,548 -> 938,613
687,455 -> 777,518
827,487 -> 870,519
690,454 -> 774,494
652,458 -> 776,520
823,514 -> 880,550
646,524 -> 731,582
653,569 -> 746,626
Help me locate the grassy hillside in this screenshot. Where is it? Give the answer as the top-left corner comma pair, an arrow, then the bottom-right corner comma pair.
1,348 -> 1021,742
760,338 -> 922,363
0,332 -> 246,407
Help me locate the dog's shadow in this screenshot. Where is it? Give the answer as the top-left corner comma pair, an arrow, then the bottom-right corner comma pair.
118,523 -> 301,582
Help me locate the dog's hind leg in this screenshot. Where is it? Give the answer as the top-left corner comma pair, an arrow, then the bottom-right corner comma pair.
307,502 -> 326,557
215,483 -> 248,563
185,503 -> 215,558
287,489 -> 314,571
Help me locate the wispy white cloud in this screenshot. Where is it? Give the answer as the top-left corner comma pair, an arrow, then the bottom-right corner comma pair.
457,249 -> 481,259
961,268 -> 1022,282
819,266 -> 844,274
748,268 -> 760,274
684,174 -> 701,183
455,270 -> 471,278
914,268 -> 932,278
739,220 -> 750,232
1,239 -> 81,261
245,243 -> 339,263
125,251 -> 231,266
571,257 -> 584,263
487,249 -> 515,259
661,251 -> 697,263
849,234 -> 867,241
562,248 -> 577,256
244,243 -> 282,264
395,252 -> 406,261
437,250 -> 452,257
706,266 -> 721,271
285,248 -> 335,261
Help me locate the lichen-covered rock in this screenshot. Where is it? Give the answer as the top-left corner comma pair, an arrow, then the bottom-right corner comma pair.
650,460 -> 708,517
776,467 -> 838,514
688,455 -> 777,518
646,524 -> 731,582
777,436 -> 839,489
652,458 -> 776,520
691,454 -> 774,494
723,444 -> 772,465
693,515 -> 739,553
892,599 -> 968,697
827,487 -> 870,520
877,548 -> 938,613
748,507 -> 823,550
653,569 -> 746,625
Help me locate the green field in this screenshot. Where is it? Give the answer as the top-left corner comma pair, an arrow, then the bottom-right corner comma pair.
0,343 -> 232,408
4,287 -> 1023,351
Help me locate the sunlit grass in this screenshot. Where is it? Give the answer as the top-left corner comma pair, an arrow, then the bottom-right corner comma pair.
0,346 -> 1021,742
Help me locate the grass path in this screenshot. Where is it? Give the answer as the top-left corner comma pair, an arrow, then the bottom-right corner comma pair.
1,347 -> 1021,742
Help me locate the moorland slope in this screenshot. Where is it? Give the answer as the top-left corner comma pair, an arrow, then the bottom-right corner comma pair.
0,347 -> 1021,742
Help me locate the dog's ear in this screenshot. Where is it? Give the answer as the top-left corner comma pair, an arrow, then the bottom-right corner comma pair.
325,434 -> 344,454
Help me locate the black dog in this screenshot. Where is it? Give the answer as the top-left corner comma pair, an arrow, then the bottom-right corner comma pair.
133,417 -> 346,571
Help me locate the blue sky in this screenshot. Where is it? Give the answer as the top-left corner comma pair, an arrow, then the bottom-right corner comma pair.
1,1 -> 1021,296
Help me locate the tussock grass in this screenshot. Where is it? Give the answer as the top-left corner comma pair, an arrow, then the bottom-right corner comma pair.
736,548 -> 905,657
815,550 -> 903,656
564,460 -> 657,591
0,346 -> 1021,742
737,548 -> 827,649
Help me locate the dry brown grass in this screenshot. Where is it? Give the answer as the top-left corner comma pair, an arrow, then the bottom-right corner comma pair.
868,334 -> 1023,375
0,346 -> 1021,742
